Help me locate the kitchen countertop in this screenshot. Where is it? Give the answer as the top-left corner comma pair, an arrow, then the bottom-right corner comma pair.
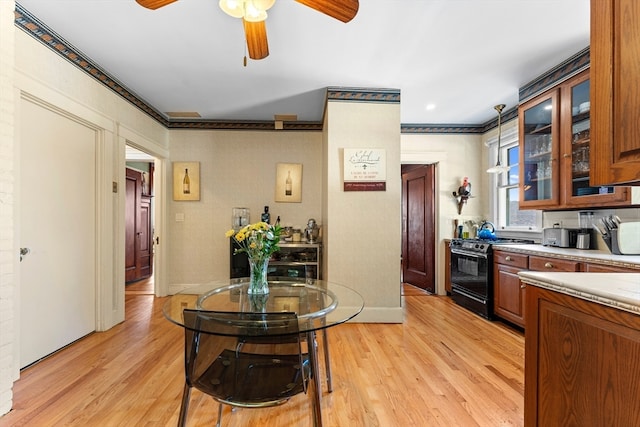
519,272 -> 640,315
494,244 -> 640,269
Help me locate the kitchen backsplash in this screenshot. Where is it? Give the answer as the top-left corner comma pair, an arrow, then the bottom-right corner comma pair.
543,207 -> 640,251
543,207 -> 640,229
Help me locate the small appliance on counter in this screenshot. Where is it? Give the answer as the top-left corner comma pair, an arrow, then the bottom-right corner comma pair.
304,219 -> 320,243
576,211 -> 595,250
542,225 -> 579,248
612,222 -> 640,255
594,215 -> 640,255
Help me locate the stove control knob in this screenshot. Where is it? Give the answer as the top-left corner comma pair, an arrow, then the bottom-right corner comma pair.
478,244 -> 484,250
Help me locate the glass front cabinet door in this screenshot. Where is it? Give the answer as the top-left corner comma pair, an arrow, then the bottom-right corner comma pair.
519,69 -> 629,210
520,90 -> 560,208
562,72 -> 624,206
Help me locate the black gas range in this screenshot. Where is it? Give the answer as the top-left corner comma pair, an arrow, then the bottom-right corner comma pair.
449,238 -> 535,254
449,238 -> 534,319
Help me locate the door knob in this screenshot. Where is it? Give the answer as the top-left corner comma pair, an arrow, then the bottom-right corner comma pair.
20,247 -> 30,262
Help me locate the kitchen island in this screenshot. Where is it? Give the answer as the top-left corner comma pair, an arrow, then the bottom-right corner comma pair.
519,271 -> 640,427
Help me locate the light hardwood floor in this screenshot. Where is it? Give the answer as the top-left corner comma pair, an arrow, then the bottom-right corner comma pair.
0,284 -> 524,426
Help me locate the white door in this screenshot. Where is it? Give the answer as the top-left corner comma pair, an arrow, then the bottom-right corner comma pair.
19,98 -> 96,368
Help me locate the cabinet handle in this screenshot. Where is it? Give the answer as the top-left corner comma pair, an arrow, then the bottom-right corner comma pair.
505,256 -> 512,261
544,262 -> 554,268
520,284 -> 526,289
563,153 -> 570,158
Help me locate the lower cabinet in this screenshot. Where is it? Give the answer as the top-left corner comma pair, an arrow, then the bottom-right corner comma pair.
584,262 -> 640,272
525,285 -> 640,426
230,241 -> 322,280
493,252 -> 529,328
528,255 -> 581,272
492,250 -> 630,329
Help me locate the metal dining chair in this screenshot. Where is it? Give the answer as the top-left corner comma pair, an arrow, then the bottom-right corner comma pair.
267,263 -> 334,393
178,310 -> 314,427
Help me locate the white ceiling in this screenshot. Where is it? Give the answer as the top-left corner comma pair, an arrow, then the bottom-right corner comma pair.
16,0 -> 591,125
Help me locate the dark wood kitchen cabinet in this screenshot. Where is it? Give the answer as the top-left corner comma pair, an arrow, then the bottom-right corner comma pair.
528,255 -> 581,273
493,251 -> 529,328
591,0 -> 640,185
494,251 -> 582,328
583,262 -> 640,273
525,284 -> 640,426
519,70 -> 629,210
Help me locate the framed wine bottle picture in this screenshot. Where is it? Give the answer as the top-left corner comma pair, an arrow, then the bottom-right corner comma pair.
172,161 -> 200,201
275,163 -> 302,203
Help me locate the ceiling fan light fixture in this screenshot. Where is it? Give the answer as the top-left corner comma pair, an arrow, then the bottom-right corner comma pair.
219,0 -> 244,18
253,0 -> 275,11
220,0 -> 271,22
244,6 -> 268,22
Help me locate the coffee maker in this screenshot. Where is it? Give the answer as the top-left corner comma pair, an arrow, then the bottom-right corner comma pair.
577,211 -> 594,249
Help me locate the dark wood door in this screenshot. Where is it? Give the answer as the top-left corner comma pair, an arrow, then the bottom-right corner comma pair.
402,165 -> 436,292
125,168 -> 153,282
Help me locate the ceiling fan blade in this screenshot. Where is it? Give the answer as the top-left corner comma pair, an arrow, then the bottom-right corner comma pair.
135,0 -> 178,10
295,0 -> 359,23
244,20 -> 269,60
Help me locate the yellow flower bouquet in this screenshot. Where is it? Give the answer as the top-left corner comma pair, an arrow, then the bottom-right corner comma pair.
226,222 -> 281,294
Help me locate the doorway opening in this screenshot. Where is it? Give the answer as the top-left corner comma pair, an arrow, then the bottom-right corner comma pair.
125,145 -> 158,296
401,164 -> 437,293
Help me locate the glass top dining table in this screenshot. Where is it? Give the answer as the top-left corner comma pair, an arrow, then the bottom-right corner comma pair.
163,278 -> 364,427
163,278 -> 364,332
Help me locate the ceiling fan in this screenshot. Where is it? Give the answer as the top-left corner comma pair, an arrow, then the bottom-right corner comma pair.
135,0 -> 359,60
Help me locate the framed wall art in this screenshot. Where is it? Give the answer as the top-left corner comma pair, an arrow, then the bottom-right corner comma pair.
275,163 -> 302,203
173,161 -> 200,201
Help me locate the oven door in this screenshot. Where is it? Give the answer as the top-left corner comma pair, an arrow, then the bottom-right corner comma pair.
449,248 -> 492,317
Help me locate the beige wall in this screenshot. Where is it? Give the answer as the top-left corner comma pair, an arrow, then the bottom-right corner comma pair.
323,100 -> 403,322
166,129 -> 323,288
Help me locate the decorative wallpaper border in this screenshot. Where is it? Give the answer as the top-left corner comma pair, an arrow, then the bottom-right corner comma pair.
14,3 -> 584,134
167,120 -> 323,131
14,4 -> 171,127
519,46 -> 590,103
327,87 -> 401,104
401,107 -> 519,134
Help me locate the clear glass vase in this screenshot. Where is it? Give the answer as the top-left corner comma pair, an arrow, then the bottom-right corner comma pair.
248,257 -> 269,294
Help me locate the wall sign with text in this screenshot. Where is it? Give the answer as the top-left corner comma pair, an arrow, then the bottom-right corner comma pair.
343,149 -> 386,191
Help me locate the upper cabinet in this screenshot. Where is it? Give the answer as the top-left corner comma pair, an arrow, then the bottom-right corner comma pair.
590,0 -> 640,185
519,88 -> 559,208
519,70 -> 630,210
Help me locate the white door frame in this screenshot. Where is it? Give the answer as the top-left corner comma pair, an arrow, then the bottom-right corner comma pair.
119,125 -> 169,298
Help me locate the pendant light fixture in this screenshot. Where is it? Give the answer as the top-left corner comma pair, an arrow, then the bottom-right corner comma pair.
487,103 -> 510,174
